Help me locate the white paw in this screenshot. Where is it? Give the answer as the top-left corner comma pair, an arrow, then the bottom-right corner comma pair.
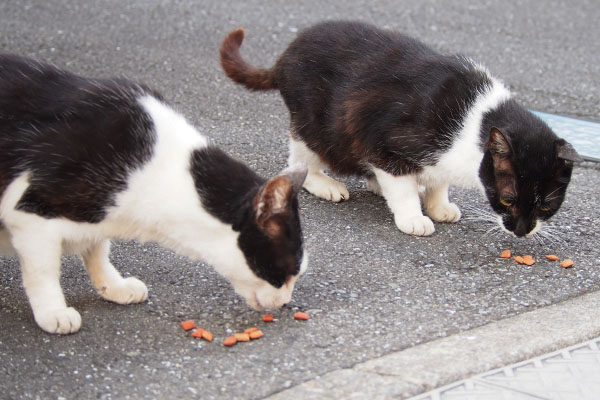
366,177 -> 382,196
35,307 -> 82,335
394,215 -> 435,236
426,202 -> 461,223
303,172 -> 349,202
99,277 -> 148,304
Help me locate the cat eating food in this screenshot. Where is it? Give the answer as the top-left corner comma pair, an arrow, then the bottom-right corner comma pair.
0,54 -> 307,334
220,20 -> 582,237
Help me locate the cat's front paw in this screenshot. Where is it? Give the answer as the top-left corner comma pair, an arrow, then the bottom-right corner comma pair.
99,277 -> 148,305
394,215 -> 435,236
35,307 -> 82,334
303,171 -> 349,202
426,202 -> 461,223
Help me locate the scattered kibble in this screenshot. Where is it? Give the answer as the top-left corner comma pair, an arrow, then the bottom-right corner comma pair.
202,330 -> 214,342
262,314 -> 274,322
191,328 -> 205,338
293,312 -> 310,320
522,255 -> 535,266
513,256 -> 525,265
223,336 -> 237,347
180,320 -> 196,331
234,333 -> 250,342
560,259 -> 575,269
502,249 -> 575,269
249,330 -> 264,340
182,312 -> 311,348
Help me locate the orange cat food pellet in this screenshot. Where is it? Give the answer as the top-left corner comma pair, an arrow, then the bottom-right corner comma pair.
262,314 -> 274,322
224,336 -> 237,346
202,330 -> 213,342
560,259 -> 575,269
234,333 -> 250,342
190,328 -> 205,338
244,327 -> 259,334
249,330 -> 264,340
501,249 -> 511,258
180,320 -> 196,331
522,255 -> 535,266
546,254 -> 560,261
293,312 -> 310,320
513,256 -> 525,265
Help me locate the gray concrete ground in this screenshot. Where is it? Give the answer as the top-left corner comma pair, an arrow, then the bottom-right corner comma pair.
1,1 -> 599,399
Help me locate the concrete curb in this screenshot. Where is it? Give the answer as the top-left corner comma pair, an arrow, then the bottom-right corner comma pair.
264,290 -> 600,400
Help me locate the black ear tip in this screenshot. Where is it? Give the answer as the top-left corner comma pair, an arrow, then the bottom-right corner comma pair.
281,165 -> 308,193
556,141 -> 584,163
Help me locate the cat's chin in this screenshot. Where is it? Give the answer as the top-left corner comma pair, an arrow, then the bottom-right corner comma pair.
234,281 -> 295,312
496,215 -> 543,238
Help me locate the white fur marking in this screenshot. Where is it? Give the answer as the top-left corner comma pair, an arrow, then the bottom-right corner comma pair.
288,137 -> 349,202
419,77 -> 511,191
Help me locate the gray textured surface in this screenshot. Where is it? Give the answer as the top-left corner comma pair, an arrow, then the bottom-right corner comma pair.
412,336 -> 600,400
268,290 -> 600,399
1,1 -> 599,399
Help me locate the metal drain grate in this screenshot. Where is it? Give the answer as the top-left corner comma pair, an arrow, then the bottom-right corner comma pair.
411,337 -> 600,400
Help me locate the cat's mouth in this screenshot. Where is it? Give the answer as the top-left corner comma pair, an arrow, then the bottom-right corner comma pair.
497,215 -> 542,238
251,292 -> 266,311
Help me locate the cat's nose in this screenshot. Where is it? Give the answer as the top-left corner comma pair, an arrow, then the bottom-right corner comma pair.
514,218 -> 530,237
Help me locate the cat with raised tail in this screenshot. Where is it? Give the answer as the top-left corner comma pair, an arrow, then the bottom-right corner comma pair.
0,54 -> 308,334
220,20 -> 582,237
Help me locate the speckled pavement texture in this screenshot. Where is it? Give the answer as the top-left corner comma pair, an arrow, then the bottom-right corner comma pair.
1,1 -> 599,399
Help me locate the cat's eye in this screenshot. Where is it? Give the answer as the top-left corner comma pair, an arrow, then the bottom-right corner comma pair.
539,206 -> 551,212
500,198 -> 514,207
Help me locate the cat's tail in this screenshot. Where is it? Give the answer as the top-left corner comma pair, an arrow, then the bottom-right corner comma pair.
220,28 -> 277,91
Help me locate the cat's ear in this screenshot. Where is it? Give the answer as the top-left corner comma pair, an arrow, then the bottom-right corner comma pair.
280,165 -> 308,196
254,167 -> 307,237
555,139 -> 583,163
487,127 -> 512,156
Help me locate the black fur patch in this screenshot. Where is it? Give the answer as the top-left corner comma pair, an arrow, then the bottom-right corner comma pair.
190,146 -> 304,287
0,54 -> 160,223
276,21 -> 492,175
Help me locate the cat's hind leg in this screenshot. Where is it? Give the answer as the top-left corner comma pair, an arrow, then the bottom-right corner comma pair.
82,239 -> 148,305
372,168 -> 435,236
423,184 -> 461,223
10,229 -> 82,334
288,137 -> 349,202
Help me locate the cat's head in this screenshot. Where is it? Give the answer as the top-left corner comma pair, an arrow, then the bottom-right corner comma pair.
231,167 -> 308,310
479,121 -> 582,237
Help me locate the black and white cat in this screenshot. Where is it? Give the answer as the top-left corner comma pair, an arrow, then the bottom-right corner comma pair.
220,20 -> 582,237
0,54 -> 308,334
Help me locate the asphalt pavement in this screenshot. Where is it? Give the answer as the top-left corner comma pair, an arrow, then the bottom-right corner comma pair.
1,1 -> 599,399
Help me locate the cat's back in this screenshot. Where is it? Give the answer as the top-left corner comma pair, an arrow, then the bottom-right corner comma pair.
0,54 -> 160,124
0,54 -> 163,222
277,21 -> 435,76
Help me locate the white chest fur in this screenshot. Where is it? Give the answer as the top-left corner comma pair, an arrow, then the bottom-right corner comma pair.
419,74 -> 511,191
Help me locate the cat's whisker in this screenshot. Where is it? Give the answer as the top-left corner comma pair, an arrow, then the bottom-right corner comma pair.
536,227 -> 566,246
544,187 -> 562,202
482,224 -> 502,238
530,232 -> 545,246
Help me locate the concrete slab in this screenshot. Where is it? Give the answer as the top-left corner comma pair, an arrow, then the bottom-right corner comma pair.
268,290 -> 600,399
